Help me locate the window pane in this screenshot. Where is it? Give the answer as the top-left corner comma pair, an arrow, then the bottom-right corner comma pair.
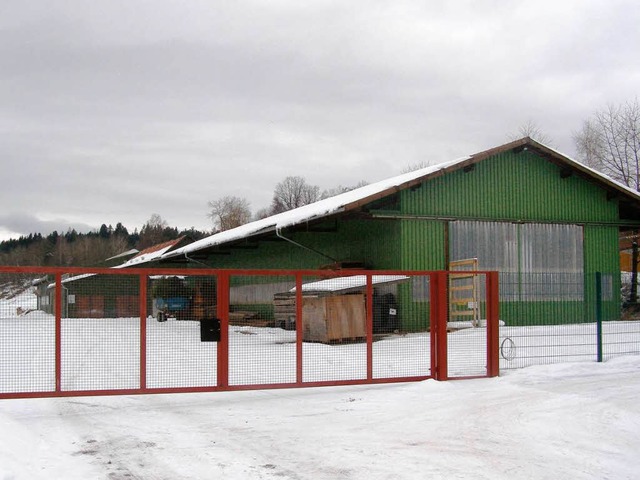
450,221 -> 584,301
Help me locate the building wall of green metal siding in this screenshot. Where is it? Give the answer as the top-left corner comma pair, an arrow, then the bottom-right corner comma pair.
193,149 -> 624,328
400,220 -> 446,270
583,225 -> 621,321
398,220 -> 446,330
398,150 -> 622,326
202,218 -> 400,270
400,150 -> 619,223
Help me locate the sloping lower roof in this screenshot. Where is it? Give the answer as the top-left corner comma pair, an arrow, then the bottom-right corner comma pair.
46,237 -> 192,288
119,236 -> 190,268
164,137 -> 640,260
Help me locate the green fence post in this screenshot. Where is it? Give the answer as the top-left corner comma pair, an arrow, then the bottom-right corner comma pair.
595,272 -> 603,363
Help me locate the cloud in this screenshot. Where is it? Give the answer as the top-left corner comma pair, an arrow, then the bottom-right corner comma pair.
1,0 -> 639,242
0,213 -> 95,240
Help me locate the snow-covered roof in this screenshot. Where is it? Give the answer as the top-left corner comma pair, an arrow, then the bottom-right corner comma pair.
164,156 -> 465,258
117,236 -> 189,268
290,275 -> 409,293
104,249 -> 139,262
46,238 -> 189,288
117,243 -> 177,268
47,273 -> 95,289
163,137 -> 640,260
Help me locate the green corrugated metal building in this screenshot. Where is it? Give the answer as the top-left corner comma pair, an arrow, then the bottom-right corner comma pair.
160,138 -> 640,328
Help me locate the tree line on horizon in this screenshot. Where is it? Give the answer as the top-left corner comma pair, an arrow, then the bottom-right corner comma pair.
0,217 -> 210,268
0,176 -> 367,268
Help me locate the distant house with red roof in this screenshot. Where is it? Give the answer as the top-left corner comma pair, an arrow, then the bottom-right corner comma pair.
36,237 -> 193,317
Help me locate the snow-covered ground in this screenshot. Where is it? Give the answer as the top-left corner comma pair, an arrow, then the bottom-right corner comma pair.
2,289 -> 640,478
4,309 -> 638,395
1,356 -> 639,479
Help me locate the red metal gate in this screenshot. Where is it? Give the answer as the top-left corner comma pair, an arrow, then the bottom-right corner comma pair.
0,267 -> 499,399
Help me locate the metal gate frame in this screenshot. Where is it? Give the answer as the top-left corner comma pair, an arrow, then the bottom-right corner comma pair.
0,267 -> 499,399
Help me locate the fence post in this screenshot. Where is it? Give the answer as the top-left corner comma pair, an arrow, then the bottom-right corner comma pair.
366,274 -> 374,381
485,272 -> 500,377
217,272 -> 230,387
55,273 -> 62,393
430,271 -> 448,381
595,272 -> 603,363
139,273 -> 147,391
295,273 -> 303,385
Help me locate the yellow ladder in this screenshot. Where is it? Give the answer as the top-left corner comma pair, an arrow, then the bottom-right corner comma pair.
449,258 -> 480,327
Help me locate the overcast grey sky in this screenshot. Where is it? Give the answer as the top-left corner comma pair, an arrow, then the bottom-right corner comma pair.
1,1 -> 638,240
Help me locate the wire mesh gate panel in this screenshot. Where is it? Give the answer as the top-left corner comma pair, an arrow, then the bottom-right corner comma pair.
228,274 -> 297,386
147,274 -> 218,388
0,267 -> 500,399
496,272 -> 640,370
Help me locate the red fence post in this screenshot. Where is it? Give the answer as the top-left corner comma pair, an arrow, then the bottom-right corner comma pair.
55,273 -> 62,393
217,273 -> 229,388
430,271 -> 449,381
485,271 -> 500,377
295,273 -> 303,385
366,274 -> 373,381
139,273 -> 147,391
429,273 -> 437,379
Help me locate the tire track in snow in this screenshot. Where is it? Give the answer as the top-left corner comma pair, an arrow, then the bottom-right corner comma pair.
57,399 -> 178,480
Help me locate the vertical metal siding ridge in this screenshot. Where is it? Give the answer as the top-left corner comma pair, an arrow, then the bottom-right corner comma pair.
400,219 -> 446,271
583,225 -> 620,273
400,151 -> 619,223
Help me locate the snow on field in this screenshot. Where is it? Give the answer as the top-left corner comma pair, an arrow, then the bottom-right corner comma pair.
0,289 -> 37,317
0,315 -> 435,394
1,356 -> 639,479
1,291 -> 640,478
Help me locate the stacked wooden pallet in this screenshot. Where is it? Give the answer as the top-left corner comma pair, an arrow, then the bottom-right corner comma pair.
228,310 -> 271,327
273,292 -> 296,330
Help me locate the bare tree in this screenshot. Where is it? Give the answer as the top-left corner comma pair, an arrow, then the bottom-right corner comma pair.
320,181 -> 369,199
574,99 -> 640,192
270,176 -> 321,214
138,214 -> 170,249
207,196 -> 252,232
509,119 -> 554,146
68,235 -> 130,266
401,161 -> 432,174
254,207 -> 272,221
575,99 -> 640,306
